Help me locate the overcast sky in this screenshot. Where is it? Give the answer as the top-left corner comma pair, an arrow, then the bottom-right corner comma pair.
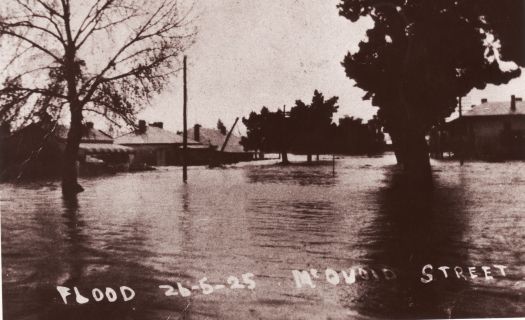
136,0 -> 525,133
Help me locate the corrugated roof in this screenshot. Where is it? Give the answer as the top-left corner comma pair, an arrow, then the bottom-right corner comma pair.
55,125 -> 113,143
116,126 -> 199,145
186,127 -> 245,153
463,100 -> 525,117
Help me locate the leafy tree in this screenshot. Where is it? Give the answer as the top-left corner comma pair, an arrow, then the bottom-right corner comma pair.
241,109 -> 265,157
217,119 -> 227,135
338,0 -> 523,185
242,107 -> 291,163
0,0 -> 194,193
264,108 -> 290,163
334,115 -> 385,155
289,90 -> 339,161
242,90 -> 338,163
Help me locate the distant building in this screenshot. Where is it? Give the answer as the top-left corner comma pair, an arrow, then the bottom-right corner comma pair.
115,120 -> 203,168
186,124 -> 254,164
0,121 -> 134,180
433,95 -> 525,160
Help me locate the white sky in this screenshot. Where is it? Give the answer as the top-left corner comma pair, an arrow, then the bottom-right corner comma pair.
137,0 -> 377,133
86,0 -> 525,133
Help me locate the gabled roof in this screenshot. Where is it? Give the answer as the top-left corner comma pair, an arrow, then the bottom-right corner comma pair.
55,125 -> 113,143
7,122 -> 114,143
463,100 -> 525,117
186,127 -> 245,153
115,126 -> 199,145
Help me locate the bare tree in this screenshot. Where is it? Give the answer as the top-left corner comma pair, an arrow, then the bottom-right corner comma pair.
0,0 -> 195,194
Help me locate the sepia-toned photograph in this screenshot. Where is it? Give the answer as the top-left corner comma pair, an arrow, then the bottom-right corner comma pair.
0,0 -> 524,319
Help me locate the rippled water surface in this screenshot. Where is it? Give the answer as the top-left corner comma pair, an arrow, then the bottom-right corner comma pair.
2,154 -> 524,319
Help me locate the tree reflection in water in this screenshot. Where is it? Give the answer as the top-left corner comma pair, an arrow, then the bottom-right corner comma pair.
351,166 -> 494,318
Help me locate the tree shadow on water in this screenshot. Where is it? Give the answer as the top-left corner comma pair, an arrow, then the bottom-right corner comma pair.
36,194 -> 189,320
349,166 -> 474,319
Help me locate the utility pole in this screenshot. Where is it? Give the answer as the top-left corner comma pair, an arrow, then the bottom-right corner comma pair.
182,56 -> 188,182
458,96 -> 464,166
458,96 -> 463,118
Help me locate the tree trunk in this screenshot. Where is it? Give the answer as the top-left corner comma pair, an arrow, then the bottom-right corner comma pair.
393,147 -> 404,166
316,154 -> 320,161
403,129 -> 432,188
306,154 -> 312,162
281,152 -> 289,164
389,130 -> 406,166
61,38 -> 84,195
62,103 -> 84,195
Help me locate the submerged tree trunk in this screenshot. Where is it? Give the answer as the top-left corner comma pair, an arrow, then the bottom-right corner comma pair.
281,152 -> 289,164
389,126 -> 432,187
62,39 -> 85,195
62,103 -> 84,195
393,143 -> 404,165
389,130 -> 406,166
402,129 -> 432,188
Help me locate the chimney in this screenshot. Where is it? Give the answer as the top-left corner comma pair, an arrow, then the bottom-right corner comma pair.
85,121 -> 94,129
193,124 -> 201,142
150,122 -> 163,129
138,120 -> 147,134
511,95 -> 516,112
481,98 -> 488,104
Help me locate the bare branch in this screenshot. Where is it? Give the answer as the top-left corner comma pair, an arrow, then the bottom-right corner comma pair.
73,0 -> 113,46
35,0 -> 64,18
2,0 -> 194,136
79,1 -> 172,104
75,7 -> 140,49
1,19 -> 64,42
1,86 -> 67,99
12,0 -> 66,40
0,30 -> 61,61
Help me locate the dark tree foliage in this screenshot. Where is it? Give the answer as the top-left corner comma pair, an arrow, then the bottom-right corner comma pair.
241,108 -> 266,157
217,119 -> 227,135
333,115 -> 385,155
264,108 -> 290,163
242,90 -> 343,163
289,90 -> 339,161
338,0 -> 523,185
241,107 -> 290,163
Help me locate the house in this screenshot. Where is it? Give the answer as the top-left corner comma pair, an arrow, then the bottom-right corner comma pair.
0,121 -> 134,180
115,120 -> 203,168
433,95 -> 525,160
186,124 -> 254,164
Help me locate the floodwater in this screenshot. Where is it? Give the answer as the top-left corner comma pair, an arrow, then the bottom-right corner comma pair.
1,154 -> 524,319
